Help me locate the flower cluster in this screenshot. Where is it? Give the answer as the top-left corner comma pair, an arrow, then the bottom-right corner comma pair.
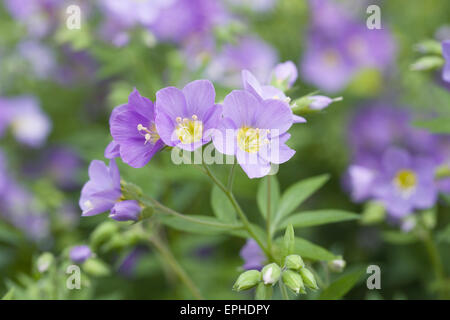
345,105 -> 450,224
301,0 -> 395,92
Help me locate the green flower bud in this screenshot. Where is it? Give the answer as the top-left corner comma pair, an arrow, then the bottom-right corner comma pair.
282,270 -> 306,294
410,56 -> 444,71
299,267 -> 318,290
261,263 -> 281,286
90,221 -> 119,250
255,282 -> 273,300
233,270 -> 261,291
285,254 -> 305,271
328,258 -> 346,273
37,252 -> 54,273
82,258 -> 111,277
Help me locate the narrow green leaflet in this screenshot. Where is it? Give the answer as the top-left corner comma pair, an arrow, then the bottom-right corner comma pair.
273,174 -> 330,228
413,118 -> 450,134
283,237 -> 337,261
211,185 -> 237,223
319,268 -> 365,300
278,210 -> 359,230
257,175 -> 280,220
158,214 -> 241,236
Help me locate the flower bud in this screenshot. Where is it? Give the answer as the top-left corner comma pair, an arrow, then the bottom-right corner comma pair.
82,258 -> 111,277
285,254 -> 305,271
410,56 -> 445,71
308,95 -> 342,111
261,263 -> 281,285
233,270 -> 261,291
299,267 -> 318,290
37,252 -> 54,273
255,282 -> 273,300
109,200 -> 142,222
270,61 -> 298,91
282,270 -> 306,294
90,221 -> 119,249
328,258 -> 346,273
70,245 -> 92,264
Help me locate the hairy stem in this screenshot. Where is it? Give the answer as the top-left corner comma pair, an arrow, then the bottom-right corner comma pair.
227,163 -> 236,192
266,176 -> 273,255
149,235 -> 204,300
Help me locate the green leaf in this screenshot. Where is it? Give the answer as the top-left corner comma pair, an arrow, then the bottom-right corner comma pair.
291,237 -> 336,261
281,224 -> 295,259
158,214 -> 240,235
413,118 -> 450,134
437,224 -> 450,244
278,210 -> 359,230
211,185 -> 237,223
319,268 -> 365,300
273,174 -> 329,228
1,287 -> 14,300
257,175 -> 280,220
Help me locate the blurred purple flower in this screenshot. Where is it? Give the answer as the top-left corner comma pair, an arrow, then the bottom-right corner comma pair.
372,148 -> 437,218
213,90 -> 294,179
109,200 -> 141,222
301,0 -> 395,92
155,80 -> 222,151
442,40 -> 450,83
70,245 -> 92,264
18,40 -> 56,79
0,96 -> 51,148
79,159 -> 121,216
150,0 -> 228,43
110,89 -> 164,168
240,239 -> 265,270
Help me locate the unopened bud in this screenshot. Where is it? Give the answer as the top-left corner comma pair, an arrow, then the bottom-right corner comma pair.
282,270 -> 306,294
410,56 -> 444,71
82,258 -> 111,277
37,252 -> 54,273
328,258 -> 346,273
299,267 -> 319,290
90,221 -> 119,249
285,254 -> 305,271
261,263 -> 281,285
233,270 -> 261,291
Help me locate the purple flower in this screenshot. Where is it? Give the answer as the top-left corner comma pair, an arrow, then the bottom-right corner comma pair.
372,148 -> 437,218
110,200 -> 141,222
442,40 -> 450,83
241,69 -> 306,124
346,165 -> 376,203
240,239 -> 265,270
301,0 -> 395,92
18,40 -> 56,79
150,0 -> 228,43
0,96 -> 51,147
110,89 -> 165,168
213,90 -> 294,179
270,61 -> 298,89
104,140 -> 120,159
155,80 -> 222,151
79,159 -> 121,216
70,245 -> 92,264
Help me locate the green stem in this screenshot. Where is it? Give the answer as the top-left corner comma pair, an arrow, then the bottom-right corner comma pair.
266,177 -> 273,255
279,281 -> 290,300
422,231 -> 446,298
149,235 -> 204,300
227,163 -> 236,192
201,163 -> 274,260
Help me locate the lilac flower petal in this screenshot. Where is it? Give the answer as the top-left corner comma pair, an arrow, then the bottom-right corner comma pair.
182,80 -> 216,119
105,140 -> 120,159
70,245 -> 92,264
110,200 -> 141,222
442,40 -> 450,83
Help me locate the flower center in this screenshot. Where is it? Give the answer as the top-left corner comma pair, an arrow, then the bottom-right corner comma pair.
137,123 -> 159,145
237,127 -> 269,153
322,50 -> 340,67
175,115 -> 203,144
393,169 -> 417,192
